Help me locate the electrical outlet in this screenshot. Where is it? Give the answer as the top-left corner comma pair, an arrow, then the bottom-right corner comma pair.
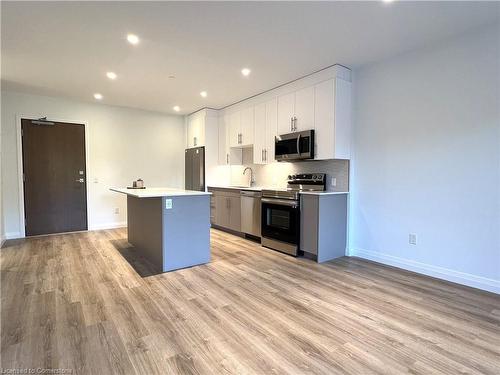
114,207 -> 120,215
331,177 -> 337,187
165,199 -> 173,209
409,233 -> 417,245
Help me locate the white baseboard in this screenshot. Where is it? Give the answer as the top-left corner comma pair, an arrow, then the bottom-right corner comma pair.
5,232 -> 22,240
349,248 -> 500,295
88,222 -> 127,231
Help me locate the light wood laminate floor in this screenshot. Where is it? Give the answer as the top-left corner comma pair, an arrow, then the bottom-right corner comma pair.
1,228 -> 499,374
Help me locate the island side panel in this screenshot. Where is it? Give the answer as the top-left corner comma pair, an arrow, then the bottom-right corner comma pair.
162,195 -> 211,272
127,195 -> 163,266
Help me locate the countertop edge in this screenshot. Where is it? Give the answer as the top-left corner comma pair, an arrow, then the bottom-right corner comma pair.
110,187 -> 212,198
207,185 -> 348,195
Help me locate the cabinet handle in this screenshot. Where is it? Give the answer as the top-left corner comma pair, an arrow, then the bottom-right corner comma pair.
226,153 -> 229,164
290,117 -> 294,131
264,149 -> 267,162
293,117 -> 297,131
194,136 -> 197,146
261,149 -> 264,162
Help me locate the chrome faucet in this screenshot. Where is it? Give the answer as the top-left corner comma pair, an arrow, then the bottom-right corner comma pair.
243,167 -> 255,186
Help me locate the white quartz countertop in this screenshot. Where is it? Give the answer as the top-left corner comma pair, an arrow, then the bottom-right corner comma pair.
110,187 -> 211,198
207,185 -> 348,195
299,191 -> 349,195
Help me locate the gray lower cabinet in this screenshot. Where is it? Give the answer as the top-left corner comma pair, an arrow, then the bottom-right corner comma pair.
300,193 -> 348,263
209,188 -> 241,232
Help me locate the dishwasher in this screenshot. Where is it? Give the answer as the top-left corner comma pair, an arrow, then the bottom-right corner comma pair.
240,190 -> 262,238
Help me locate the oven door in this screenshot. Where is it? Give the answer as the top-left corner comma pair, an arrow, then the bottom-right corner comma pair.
261,198 -> 300,245
275,130 -> 314,161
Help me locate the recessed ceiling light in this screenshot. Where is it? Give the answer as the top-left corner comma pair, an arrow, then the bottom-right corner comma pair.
382,0 -> 394,3
241,68 -> 251,77
200,91 -> 208,98
173,106 -> 180,112
94,93 -> 103,100
106,72 -> 117,80
127,34 -> 139,45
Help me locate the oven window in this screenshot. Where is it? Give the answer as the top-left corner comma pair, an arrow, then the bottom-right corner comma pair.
261,202 -> 300,244
266,207 -> 291,230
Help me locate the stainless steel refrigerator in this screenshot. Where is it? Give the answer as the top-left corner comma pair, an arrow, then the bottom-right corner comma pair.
185,146 -> 205,191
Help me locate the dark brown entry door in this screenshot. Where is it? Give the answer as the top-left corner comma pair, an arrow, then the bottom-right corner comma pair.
22,119 -> 88,236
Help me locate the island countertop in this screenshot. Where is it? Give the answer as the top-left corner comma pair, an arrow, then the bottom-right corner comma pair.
110,187 -> 211,198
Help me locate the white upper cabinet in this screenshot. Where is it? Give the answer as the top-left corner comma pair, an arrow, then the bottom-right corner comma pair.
277,92 -> 295,134
229,111 -> 241,148
240,106 -> 254,146
218,115 -> 229,164
187,111 -> 205,148
228,106 -> 254,148
218,114 -> 242,165
314,78 -> 352,160
253,102 -> 267,164
294,86 -> 315,132
253,98 -> 277,164
277,86 -> 314,134
265,98 -> 278,162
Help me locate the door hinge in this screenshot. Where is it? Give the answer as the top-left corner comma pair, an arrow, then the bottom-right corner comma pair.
23,173 -> 26,182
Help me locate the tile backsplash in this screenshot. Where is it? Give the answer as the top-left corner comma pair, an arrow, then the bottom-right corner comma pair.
225,149 -> 349,192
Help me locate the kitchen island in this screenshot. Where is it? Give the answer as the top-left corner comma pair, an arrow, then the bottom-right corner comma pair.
110,188 -> 211,272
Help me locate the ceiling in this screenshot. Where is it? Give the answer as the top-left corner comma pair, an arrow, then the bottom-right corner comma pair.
2,1 -> 499,115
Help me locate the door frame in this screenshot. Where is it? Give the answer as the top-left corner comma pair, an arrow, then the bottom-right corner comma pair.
16,114 -> 90,237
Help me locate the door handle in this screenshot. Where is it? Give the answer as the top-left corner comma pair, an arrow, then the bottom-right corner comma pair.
76,178 -> 85,183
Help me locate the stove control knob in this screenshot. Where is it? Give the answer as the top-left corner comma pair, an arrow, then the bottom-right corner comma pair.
287,175 -> 292,180
291,175 -> 296,180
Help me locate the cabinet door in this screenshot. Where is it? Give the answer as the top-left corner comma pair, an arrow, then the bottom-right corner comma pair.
253,102 -> 266,164
277,92 -> 295,134
240,106 -> 254,146
218,115 -> 228,165
187,116 -> 195,148
265,97 -> 278,163
227,196 -> 241,232
229,111 -> 241,148
215,195 -> 229,228
187,113 -> 204,148
294,86 -> 314,132
314,79 -> 334,160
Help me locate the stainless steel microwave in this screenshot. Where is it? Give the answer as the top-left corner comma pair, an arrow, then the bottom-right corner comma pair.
275,130 -> 315,161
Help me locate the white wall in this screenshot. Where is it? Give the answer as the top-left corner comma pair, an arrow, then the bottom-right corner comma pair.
1,91 -> 185,237
350,24 -> 500,293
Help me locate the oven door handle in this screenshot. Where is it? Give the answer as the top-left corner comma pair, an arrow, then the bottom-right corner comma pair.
262,197 -> 299,207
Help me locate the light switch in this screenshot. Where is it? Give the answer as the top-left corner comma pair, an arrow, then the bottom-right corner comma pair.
165,199 -> 173,209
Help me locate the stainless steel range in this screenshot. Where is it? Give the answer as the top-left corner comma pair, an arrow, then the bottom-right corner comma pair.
261,173 -> 326,256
